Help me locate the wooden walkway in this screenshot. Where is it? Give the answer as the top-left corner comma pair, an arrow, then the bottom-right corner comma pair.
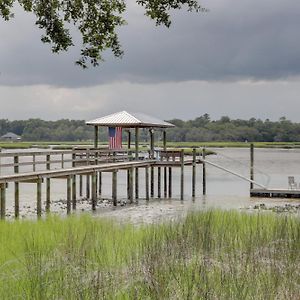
0,148 -> 205,220
251,188 -> 300,198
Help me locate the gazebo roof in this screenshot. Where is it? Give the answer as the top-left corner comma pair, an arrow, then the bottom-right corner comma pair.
86,111 -> 175,128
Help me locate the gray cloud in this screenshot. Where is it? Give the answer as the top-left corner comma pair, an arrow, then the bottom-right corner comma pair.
1,0 -> 300,87
1,80 -> 300,121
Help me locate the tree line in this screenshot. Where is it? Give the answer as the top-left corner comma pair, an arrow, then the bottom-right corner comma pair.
0,115 -> 299,142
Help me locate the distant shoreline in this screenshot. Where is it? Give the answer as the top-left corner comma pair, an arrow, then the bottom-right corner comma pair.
1,141 -> 300,150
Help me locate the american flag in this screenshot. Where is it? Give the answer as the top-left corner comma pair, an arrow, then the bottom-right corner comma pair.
108,127 -> 122,149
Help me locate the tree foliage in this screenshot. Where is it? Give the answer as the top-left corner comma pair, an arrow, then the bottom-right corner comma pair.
0,0 -> 204,68
0,116 -> 300,142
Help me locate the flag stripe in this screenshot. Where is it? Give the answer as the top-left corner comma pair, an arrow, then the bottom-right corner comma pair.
109,127 -> 122,149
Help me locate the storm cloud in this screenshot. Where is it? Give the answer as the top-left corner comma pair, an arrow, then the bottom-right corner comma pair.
0,0 -> 300,122
1,0 -> 300,87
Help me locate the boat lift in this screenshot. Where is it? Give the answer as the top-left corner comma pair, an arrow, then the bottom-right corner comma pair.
200,158 -> 267,189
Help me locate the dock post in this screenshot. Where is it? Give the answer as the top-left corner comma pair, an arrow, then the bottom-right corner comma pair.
168,167 -> 172,198
192,148 -> 196,199
180,149 -> 184,201
150,167 -> 154,197
37,178 -> 42,218
67,176 -> 71,215
163,130 -> 167,198
86,175 -> 90,199
145,166 -> 150,200
46,154 -> 51,213
250,143 -> 254,190
98,172 -> 102,197
0,184 -> 6,220
33,154 -> 36,172
92,172 -> 97,210
14,156 -> 19,219
135,127 -> 139,200
72,175 -> 76,210
135,168 -> 139,200
127,150 -> 132,200
164,167 -> 167,198
86,150 -> 90,199
112,171 -> 117,206
128,167 -> 133,203
202,147 -> 206,195
157,167 -> 161,198
79,175 -> 83,197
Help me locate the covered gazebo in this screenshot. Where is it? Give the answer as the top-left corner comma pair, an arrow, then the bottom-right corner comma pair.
86,111 -> 174,159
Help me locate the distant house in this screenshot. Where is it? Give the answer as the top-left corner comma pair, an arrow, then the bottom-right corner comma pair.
0,132 -> 22,141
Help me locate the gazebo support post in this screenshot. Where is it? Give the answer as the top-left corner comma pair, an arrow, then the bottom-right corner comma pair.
135,127 -> 139,160
94,126 -> 98,148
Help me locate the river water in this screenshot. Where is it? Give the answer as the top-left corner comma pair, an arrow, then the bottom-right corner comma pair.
1,148 -> 300,222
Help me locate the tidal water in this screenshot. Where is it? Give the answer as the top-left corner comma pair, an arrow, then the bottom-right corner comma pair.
1,148 -> 300,221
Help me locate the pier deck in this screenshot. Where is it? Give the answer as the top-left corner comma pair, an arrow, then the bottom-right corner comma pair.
251,188 -> 300,198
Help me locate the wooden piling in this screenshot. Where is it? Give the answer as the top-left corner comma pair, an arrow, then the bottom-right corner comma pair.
79,175 -> 83,197
46,154 -> 51,213
86,150 -> 90,199
67,176 -> 71,215
98,172 -> 102,196
180,149 -> 184,200
92,172 -> 97,210
112,171 -> 117,206
37,178 -> 42,218
128,167 -> 133,203
164,167 -> 167,198
163,130 -> 167,198
135,168 -> 139,200
168,167 -> 172,198
150,167 -> 154,197
0,184 -> 6,220
202,147 -> 206,195
157,167 -> 161,198
145,166 -> 149,200
86,175 -> 90,199
72,175 -> 76,210
33,154 -> 36,172
192,148 -> 196,198
250,143 -> 254,190
61,153 -> 64,168
14,156 -> 19,218
134,132 -> 139,200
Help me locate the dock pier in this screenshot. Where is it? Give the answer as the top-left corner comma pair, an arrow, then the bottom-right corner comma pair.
0,148 -> 204,220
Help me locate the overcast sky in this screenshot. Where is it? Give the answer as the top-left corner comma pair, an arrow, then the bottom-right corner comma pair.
1,0 -> 300,121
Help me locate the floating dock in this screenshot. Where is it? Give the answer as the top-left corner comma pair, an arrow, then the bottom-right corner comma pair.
251,188 -> 300,198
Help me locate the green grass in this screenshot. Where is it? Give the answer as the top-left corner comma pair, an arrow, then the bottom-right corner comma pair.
0,210 -> 299,299
2,141 -> 300,150
163,141 -> 300,148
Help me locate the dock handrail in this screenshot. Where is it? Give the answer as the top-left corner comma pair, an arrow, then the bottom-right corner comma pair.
200,158 -> 267,189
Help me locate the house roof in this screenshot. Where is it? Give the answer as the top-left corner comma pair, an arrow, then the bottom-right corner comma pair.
1,132 -> 21,139
86,111 -> 175,128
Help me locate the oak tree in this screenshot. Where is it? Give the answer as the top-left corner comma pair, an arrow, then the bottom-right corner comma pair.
0,0 -> 204,68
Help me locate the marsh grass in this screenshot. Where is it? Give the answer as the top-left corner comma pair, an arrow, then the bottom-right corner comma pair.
0,211 -> 299,299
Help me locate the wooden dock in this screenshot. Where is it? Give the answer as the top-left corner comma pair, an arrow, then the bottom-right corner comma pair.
0,148 -> 205,220
251,188 -> 300,198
